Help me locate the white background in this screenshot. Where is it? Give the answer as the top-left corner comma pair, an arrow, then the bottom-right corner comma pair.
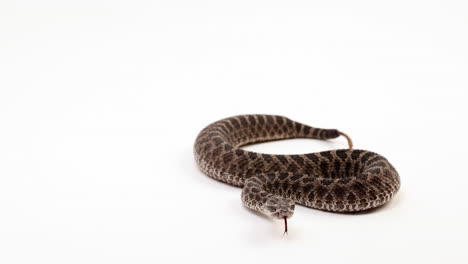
1,1 -> 467,263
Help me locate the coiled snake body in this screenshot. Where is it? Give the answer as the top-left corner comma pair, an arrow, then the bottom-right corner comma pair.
194,115 -> 400,230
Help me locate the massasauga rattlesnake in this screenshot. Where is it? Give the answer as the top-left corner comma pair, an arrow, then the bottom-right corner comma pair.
194,115 -> 400,231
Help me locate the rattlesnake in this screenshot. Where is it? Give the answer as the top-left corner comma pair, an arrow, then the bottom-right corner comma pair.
194,114 -> 400,232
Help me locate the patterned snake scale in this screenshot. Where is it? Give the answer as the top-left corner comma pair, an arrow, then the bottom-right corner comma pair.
194,115 -> 400,223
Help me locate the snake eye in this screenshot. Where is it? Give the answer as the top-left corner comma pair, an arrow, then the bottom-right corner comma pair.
265,205 -> 276,213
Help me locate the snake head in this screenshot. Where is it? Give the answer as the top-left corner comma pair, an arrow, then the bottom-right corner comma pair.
263,196 -> 295,219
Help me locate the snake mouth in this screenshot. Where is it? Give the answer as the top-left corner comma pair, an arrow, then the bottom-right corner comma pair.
273,211 -> 293,219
